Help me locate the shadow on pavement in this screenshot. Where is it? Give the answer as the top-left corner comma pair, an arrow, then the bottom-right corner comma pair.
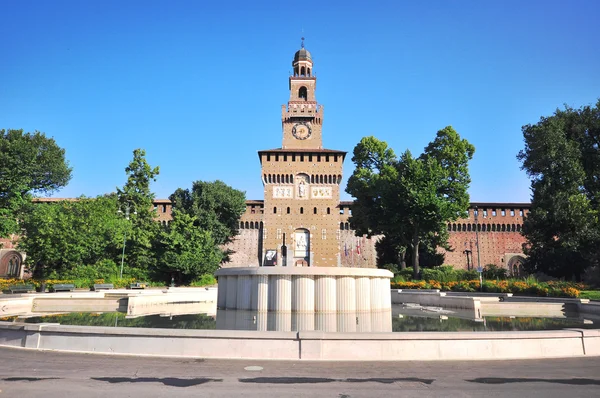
467,378 -> 600,385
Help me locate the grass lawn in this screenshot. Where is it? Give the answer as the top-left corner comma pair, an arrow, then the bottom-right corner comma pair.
580,290 -> 600,301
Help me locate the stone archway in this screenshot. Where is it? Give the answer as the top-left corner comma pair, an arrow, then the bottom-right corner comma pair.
505,254 -> 527,277
293,228 -> 310,266
0,250 -> 24,278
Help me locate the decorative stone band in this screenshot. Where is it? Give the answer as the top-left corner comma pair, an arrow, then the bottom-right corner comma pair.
215,267 -> 393,314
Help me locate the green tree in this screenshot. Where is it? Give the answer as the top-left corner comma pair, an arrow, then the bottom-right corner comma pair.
155,210 -> 224,284
169,180 -> 246,247
517,100 -> 600,279
347,127 -> 474,279
18,195 -> 126,278
0,129 -> 72,238
116,149 -> 160,275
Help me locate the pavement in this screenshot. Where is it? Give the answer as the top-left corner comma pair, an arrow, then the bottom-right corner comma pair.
0,347 -> 599,397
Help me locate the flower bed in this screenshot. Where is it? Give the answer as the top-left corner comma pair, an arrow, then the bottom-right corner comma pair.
390,279 -> 584,298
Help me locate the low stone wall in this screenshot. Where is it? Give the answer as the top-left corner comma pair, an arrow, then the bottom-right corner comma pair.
1,322 -> 598,361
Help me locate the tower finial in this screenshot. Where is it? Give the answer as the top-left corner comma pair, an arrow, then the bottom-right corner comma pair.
301,36 -> 305,48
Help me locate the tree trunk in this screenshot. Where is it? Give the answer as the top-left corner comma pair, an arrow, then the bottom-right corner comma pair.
412,234 -> 420,280
397,249 -> 406,270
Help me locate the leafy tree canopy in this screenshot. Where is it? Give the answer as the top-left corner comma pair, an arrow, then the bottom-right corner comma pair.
116,149 -> 160,273
18,195 -> 126,278
517,100 -> 600,279
169,180 -> 246,246
154,210 -> 224,284
347,127 -> 474,279
0,129 -> 72,237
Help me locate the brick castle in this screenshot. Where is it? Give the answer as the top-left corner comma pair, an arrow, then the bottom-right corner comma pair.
0,42 -> 529,277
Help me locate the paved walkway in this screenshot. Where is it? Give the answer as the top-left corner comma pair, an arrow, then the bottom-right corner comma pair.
0,347 -> 599,397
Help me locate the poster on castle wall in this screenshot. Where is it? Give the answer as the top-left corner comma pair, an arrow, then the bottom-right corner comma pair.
272,186 -> 293,198
264,250 -> 277,266
311,187 -> 332,199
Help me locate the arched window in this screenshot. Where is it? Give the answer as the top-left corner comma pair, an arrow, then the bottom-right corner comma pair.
467,224 -> 471,231
340,222 -> 344,229
300,207 -> 304,214
516,224 -> 522,232
345,222 -> 349,230
245,221 -> 249,229
462,223 -> 467,231
511,224 -> 516,232
273,207 -> 277,214
300,66 -> 306,76
259,221 -> 263,229
287,207 -> 290,214
240,222 -> 244,229
299,86 -> 307,100
501,224 -> 506,232
327,207 -> 331,214
491,224 -> 496,232
452,223 -> 457,231
307,67 -> 311,76
313,207 -> 317,214
250,222 -> 254,229
477,224 -> 481,232
482,224 -> 486,232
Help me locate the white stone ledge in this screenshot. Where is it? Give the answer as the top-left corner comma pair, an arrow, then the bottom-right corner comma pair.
216,267 -> 393,278
1,322 -> 598,361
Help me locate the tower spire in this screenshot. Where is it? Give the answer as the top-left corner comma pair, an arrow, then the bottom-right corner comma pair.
301,36 -> 305,49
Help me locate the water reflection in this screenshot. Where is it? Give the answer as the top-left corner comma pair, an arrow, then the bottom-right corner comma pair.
1,304 -> 597,332
215,309 -> 393,332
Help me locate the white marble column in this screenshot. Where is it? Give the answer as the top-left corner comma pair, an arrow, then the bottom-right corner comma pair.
356,311 -> 372,332
292,275 -> 315,312
370,277 -> 383,311
271,275 -> 292,312
315,275 -> 337,332
251,274 -> 269,312
236,275 -> 252,310
225,276 -> 238,309
336,276 -> 356,313
355,276 -> 371,313
217,276 -> 227,309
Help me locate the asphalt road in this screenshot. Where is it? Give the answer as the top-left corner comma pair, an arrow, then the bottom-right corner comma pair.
0,347 -> 599,397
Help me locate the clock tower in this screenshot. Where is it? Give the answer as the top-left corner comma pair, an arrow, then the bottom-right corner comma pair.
258,39 -> 346,267
281,38 -> 323,149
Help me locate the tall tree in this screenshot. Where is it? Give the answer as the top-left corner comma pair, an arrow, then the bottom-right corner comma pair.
116,149 -> 160,274
0,129 -> 72,238
347,127 -> 474,279
18,195 -> 126,278
169,180 -> 246,246
155,210 -> 224,284
517,100 -> 600,279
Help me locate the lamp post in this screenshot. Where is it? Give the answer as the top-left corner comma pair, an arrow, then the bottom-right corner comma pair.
118,204 -> 136,279
474,206 -> 482,290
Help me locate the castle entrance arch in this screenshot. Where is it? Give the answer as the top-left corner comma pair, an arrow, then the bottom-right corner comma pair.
0,250 -> 23,278
506,254 -> 526,277
294,228 -> 310,266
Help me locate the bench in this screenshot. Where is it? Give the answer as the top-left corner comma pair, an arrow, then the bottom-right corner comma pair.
8,284 -> 35,294
51,283 -> 75,292
129,282 -> 147,290
93,283 -> 114,291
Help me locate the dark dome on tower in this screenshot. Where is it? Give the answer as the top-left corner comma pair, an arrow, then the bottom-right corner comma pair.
293,46 -> 312,63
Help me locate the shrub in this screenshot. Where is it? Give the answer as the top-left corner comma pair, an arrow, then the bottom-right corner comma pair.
483,264 -> 507,279
380,263 -> 399,276
191,274 -> 217,287
583,266 -> 600,288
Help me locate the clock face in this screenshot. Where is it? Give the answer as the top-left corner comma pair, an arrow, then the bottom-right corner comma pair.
292,122 -> 311,140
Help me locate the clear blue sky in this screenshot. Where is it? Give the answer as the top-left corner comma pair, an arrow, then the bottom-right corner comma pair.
2,0 -> 599,203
